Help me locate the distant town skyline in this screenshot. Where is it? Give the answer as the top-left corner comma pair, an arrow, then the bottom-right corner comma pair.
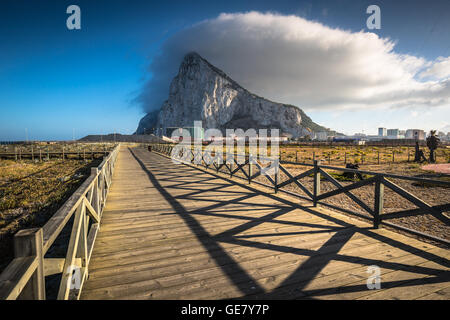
1,0 -> 450,140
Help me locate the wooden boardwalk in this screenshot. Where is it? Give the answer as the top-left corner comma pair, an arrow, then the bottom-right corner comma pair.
80,147 -> 450,300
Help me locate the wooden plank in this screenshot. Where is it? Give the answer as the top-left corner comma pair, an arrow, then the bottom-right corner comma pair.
313,160 -> 321,206
84,197 -> 100,223
374,177 -> 384,228
86,223 -> 100,263
415,286 -> 450,300
0,257 -> 38,300
44,258 -> 65,277
44,258 -> 82,277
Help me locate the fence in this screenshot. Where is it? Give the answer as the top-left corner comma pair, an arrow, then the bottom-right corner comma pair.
282,147 -> 450,165
0,144 -> 115,161
151,143 -> 450,245
0,144 -> 120,300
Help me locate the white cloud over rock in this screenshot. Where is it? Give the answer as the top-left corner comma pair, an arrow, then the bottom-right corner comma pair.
138,11 -> 450,113
420,57 -> 450,80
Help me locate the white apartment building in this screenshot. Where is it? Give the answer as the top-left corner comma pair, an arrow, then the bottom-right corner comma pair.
314,131 -> 328,141
405,129 -> 425,140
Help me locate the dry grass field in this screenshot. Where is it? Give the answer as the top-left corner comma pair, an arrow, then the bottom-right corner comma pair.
280,145 -> 450,165
0,155 -> 104,273
195,143 -> 450,164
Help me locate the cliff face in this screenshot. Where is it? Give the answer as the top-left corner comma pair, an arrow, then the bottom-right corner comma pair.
136,52 -> 330,137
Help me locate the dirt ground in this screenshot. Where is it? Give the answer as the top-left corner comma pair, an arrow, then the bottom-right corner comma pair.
421,163 -> 450,174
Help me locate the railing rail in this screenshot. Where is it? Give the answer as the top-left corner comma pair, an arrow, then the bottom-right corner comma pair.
0,144 -> 120,300
150,143 -> 450,245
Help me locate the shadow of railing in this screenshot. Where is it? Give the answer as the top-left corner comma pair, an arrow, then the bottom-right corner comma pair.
131,147 -> 450,299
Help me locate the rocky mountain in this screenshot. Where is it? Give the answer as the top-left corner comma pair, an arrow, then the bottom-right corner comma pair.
135,52 -> 336,138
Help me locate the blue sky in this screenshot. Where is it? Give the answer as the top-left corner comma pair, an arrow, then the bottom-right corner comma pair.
1,0 -> 449,140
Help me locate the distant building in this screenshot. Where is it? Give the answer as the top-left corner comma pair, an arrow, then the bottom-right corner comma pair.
378,128 -> 387,136
366,135 -> 383,141
405,129 -> 425,140
387,129 -> 399,136
279,133 -> 290,143
314,131 -> 328,141
386,128 -> 404,139
435,131 -> 449,142
333,136 -> 366,144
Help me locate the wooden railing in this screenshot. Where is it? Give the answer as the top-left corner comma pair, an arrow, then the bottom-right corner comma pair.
151,143 -> 450,245
0,150 -> 109,161
0,144 -> 120,300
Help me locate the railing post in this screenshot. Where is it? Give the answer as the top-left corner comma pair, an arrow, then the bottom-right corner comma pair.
14,228 -> 45,300
313,160 -> 321,207
248,155 -> 252,184
374,176 -> 384,229
91,168 -> 100,215
274,159 -> 279,193
217,153 -> 221,173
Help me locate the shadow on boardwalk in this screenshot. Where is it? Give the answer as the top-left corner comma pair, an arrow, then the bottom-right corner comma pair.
128,148 -> 449,300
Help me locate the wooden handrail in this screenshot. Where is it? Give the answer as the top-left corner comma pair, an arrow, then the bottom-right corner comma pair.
0,144 -> 120,300
150,143 -> 450,245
